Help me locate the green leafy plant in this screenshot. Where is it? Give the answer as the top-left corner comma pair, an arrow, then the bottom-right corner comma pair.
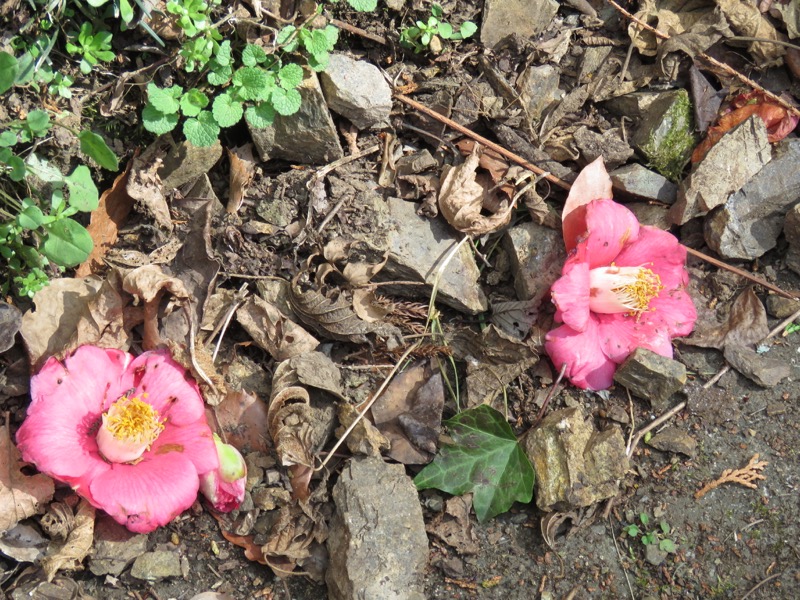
65,21 -> 116,74
400,3 -> 477,53
414,405 -> 534,522
623,513 -> 678,554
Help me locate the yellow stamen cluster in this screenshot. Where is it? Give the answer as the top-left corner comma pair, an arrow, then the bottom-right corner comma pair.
612,267 -> 663,314
104,394 -> 164,447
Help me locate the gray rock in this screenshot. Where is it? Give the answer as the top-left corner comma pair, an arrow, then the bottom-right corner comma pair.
705,140 -> 800,259
647,426 -> 697,457
604,91 -> 666,121
130,550 -> 182,581
579,47 -> 613,84
522,407 -> 628,512
631,89 -> 696,182
319,54 -> 392,130
453,81 -> 497,128
645,543 -> 668,566
158,139 -> 222,192
516,64 -> 561,122
574,127 -> 634,169
610,163 -> 678,204
669,115 -> 771,225
481,0 -> 558,48
88,515 -> 149,576
626,202 -> 671,230
614,348 -> 687,411
326,457 -> 428,600
766,295 -> 800,318
501,222 -> 565,307
723,345 -> 791,388
362,197 -> 488,314
249,69 -> 343,164
786,203 -> 800,275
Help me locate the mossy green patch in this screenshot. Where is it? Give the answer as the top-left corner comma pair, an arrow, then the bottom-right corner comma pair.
637,89 -> 697,182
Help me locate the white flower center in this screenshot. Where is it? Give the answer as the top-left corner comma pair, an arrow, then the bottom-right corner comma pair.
589,265 -> 663,316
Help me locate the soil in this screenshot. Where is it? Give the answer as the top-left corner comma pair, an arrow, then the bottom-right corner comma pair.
2,0 -> 800,599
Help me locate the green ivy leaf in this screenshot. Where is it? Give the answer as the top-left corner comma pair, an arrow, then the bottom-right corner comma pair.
142,104 -> 180,135
65,165 -> 99,212
212,92 -> 244,128
233,66 -> 269,101
242,43 -> 267,67
659,539 -> 677,553
245,102 -> 276,128
414,405 -> 534,522
347,0 -> 376,11
278,63 -> 303,89
42,219 -> 93,267
78,130 -> 119,171
271,87 -> 302,116
146,83 -> 182,114
8,155 -> 26,181
183,110 -> 220,147
0,51 -> 18,95
180,88 -> 209,117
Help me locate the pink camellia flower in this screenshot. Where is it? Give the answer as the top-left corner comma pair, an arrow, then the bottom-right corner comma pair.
200,434 -> 247,513
16,345 -> 219,533
545,158 -> 697,390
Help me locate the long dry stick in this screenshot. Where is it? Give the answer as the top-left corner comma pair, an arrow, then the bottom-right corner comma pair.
393,94 -> 798,299
606,0 -> 800,120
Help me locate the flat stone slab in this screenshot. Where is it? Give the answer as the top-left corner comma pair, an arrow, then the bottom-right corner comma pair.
610,163 -> 678,204
326,457 -> 428,600
319,53 -> 392,129
481,0 -> 558,48
614,348 -> 687,412
502,222 -> 565,307
88,515 -> 149,576
130,550 -> 182,581
705,139 -> 800,259
669,115 -> 771,225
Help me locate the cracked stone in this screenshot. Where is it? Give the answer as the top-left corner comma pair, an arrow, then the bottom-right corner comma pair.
647,426 -> 697,457
610,163 -> 678,204
319,54 -> 392,130
502,221 -> 565,306
614,348 -> 687,412
130,550 -> 182,581
481,0 -> 558,48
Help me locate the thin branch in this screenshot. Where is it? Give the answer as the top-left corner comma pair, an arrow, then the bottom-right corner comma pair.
626,401 -> 686,458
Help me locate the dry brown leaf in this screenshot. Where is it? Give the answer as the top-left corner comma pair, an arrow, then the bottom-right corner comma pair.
122,265 -> 189,350
630,0 -> 726,57
370,359 -> 444,465
210,389 -> 271,454
236,295 -> 319,361
226,144 -> 257,214
322,238 -> 389,287
268,362 -> 314,470
262,503 -> 327,578
41,499 -> 95,581
75,164 -> 134,277
426,496 -> 479,555
684,287 -> 768,350
0,424 -> 54,532
126,152 -> 173,232
352,289 -> 392,323
20,276 -> 129,370
335,403 -> 389,457
717,0 -> 786,65
287,352 -> 344,399
438,147 -> 513,236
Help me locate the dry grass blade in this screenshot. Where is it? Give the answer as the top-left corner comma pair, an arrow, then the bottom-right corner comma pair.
695,454 -> 768,499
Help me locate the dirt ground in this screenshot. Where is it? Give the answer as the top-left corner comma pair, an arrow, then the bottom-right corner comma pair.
2,0 -> 800,599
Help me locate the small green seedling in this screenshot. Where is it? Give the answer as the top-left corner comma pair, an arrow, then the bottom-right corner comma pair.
400,3 -> 477,54
65,22 -> 116,74
783,322 -> 800,337
623,513 -> 678,554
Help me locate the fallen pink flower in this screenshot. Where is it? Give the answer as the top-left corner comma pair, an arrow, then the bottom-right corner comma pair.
545,158 -> 697,390
16,346 -> 219,533
200,434 -> 247,513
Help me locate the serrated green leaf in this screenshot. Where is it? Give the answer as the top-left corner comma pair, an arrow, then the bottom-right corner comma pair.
242,43 -> 267,67
180,88 -> 209,117
212,93 -> 244,127
233,66 -> 269,101
142,104 -> 180,135
303,29 -> 330,56
183,110 -> 220,147
65,165 -> 99,212
271,87 -> 301,116
146,83 -> 182,114
322,25 -> 339,49
0,51 -> 18,94
278,63 -> 303,89
307,51 -> 329,72
414,405 -> 534,522
207,63 -> 233,86
659,539 -> 676,553
215,40 -> 232,66
245,102 -> 276,128
347,0 -> 376,11
42,218 -> 93,267
277,26 -> 298,52
78,130 -> 119,171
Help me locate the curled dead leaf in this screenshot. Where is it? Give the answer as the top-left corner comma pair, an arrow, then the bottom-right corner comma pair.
122,265 -> 189,350
40,499 -> 95,581
236,295 -> 319,361
226,144 -> 257,214
322,238 -> 389,287
0,424 -> 54,532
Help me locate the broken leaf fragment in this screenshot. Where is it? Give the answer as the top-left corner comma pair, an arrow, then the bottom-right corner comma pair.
0,424 -> 54,532
414,405 -> 534,522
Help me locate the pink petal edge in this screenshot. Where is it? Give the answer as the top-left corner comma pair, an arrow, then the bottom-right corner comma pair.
562,157 -> 613,252
545,319 -> 617,390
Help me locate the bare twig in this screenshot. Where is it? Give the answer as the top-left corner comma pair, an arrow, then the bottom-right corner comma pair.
532,363 -> 568,428
695,454 -> 768,499
328,17 -> 388,45
606,0 -> 800,120
626,401 -> 687,458
740,572 -> 782,600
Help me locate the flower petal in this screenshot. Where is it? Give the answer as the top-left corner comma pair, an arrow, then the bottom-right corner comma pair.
595,312 -> 674,364
545,319 -> 617,390
613,226 -> 688,290
562,157 -> 613,252
150,418 -> 219,477
88,454 -> 201,533
582,200 -> 640,268
649,287 -> 697,338
125,350 -> 205,426
550,257 -> 591,332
